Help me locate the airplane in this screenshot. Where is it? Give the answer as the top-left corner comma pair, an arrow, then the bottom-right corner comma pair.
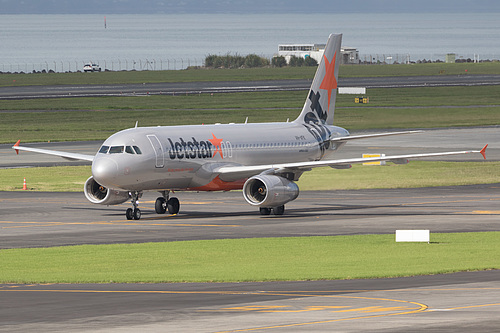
13,34 -> 488,220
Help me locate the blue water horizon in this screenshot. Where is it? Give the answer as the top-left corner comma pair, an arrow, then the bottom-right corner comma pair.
1,13 -> 499,72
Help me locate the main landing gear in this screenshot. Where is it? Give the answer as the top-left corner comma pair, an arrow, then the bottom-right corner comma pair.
259,205 -> 285,216
155,190 -> 180,215
126,191 -> 142,220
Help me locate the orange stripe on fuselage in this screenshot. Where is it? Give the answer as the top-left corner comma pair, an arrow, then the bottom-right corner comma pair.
188,176 -> 246,191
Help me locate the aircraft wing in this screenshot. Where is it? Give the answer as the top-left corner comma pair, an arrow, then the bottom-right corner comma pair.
216,144 -> 488,181
12,140 -> 95,162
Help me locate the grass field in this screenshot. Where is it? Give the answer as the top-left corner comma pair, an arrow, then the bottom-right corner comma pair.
1,85 -> 500,143
2,161 -> 497,192
1,64 -> 498,284
2,67 -> 318,87
1,232 -> 498,283
2,62 -> 500,87
340,61 -> 500,77
1,64 -> 499,144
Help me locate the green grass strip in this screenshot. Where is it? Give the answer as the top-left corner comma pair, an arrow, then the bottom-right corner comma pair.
2,86 -> 500,111
1,162 -> 497,192
0,166 -> 91,192
339,61 -> 500,77
1,233 -> 499,283
0,67 -> 317,87
296,161 -> 499,190
2,86 -> 500,143
2,62 -> 500,87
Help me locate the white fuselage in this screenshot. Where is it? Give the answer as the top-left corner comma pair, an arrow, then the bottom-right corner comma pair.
91,121 -> 349,192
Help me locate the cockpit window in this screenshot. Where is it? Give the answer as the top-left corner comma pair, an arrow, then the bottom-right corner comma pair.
109,146 -> 124,154
98,145 -> 109,154
99,145 -> 140,154
133,146 -> 142,154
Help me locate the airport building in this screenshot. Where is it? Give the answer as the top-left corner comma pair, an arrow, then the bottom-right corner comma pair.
277,43 -> 360,64
446,53 -> 456,63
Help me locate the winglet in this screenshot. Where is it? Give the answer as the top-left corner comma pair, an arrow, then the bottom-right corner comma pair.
480,144 -> 488,160
13,140 -> 21,155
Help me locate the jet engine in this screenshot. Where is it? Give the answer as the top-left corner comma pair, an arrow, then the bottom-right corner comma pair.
243,175 -> 299,207
84,176 -> 130,205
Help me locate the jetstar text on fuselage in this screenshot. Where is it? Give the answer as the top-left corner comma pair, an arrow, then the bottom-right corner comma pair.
167,137 -> 214,160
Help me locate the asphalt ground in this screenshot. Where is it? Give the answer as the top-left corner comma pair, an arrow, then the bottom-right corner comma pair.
1,186 -> 500,332
1,74 -> 500,99
1,174 -> 499,331
1,77 -> 499,331
1,271 -> 500,333
1,184 -> 500,249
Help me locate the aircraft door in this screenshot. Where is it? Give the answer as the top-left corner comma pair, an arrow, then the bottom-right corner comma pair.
147,135 -> 164,168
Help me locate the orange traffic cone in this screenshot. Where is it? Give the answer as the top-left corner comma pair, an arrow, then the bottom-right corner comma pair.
23,177 -> 27,190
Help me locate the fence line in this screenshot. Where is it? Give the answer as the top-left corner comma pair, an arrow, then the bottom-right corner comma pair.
1,53 -> 499,74
361,53 -> 500,64
0,58 -> 205,73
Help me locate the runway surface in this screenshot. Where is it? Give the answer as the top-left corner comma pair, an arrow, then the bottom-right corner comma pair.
1,74 -> 500,99
2,270 -> 500,333
1,184 -> 500,249
1,185 -> 500,332
1,76 -> 499,330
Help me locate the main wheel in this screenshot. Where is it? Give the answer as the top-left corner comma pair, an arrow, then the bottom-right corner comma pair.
126,208 -> 134,220
259,207 -> 271,215
133,208 -> 141,220
167,197 -> 180,215
155,197 -> 167,214
273,205 -> 285,216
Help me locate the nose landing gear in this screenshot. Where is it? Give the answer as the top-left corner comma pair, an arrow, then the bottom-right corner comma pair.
125,191 -> 142,220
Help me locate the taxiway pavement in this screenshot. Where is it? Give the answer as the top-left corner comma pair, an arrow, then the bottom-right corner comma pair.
2,270 -> 500,332
1,184 -> 500,249
1,124 -> 499,331
1,185 -> 499,332
1,74 -> 500,100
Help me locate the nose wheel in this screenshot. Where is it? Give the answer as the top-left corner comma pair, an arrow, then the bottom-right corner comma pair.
126,207 -> 141,220
126,191 -> 142,220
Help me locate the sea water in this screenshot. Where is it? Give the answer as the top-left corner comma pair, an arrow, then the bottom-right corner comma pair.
0,13 -> 498,71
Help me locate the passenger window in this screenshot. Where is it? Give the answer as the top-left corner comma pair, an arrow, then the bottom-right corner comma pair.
125,146 -> 135,154
99,145 -> 109,154
133,146 -> 142,154
109,146 -> 124,154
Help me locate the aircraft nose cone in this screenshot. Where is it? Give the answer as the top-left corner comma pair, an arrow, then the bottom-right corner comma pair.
92,157 -> 118,186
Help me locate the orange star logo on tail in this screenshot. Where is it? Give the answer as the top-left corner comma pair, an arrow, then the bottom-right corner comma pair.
319,51 -> 337,110
209,133 -> 224,158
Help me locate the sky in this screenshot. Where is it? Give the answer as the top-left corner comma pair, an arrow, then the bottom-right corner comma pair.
1,0 -> 499,14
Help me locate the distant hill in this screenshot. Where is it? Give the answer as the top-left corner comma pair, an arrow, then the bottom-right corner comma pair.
2,0 -> 499,14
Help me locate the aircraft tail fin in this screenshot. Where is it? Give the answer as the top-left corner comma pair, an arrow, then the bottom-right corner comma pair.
294,34 -> 342,126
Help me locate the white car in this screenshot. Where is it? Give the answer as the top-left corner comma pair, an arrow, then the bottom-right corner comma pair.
83,63 -> 101,72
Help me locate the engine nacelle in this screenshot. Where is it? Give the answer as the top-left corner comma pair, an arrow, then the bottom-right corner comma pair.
243,175 -> 299,208
84,176 -> 130,205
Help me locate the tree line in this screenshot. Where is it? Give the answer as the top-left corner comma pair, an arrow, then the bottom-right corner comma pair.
204,54 -> 318,68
